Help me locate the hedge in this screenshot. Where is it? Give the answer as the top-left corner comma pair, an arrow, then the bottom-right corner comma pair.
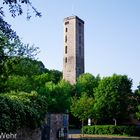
0,91 -> 48,132
83,125 -> 140,136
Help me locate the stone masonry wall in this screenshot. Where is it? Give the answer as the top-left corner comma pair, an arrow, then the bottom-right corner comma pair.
49,114 -> 68,140
10,114 -> 68,140
16,127 -> 41,140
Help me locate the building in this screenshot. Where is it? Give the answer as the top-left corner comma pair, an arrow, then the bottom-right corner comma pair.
63,16 -> 85,84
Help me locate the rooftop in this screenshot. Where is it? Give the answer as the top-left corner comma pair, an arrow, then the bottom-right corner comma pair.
64,16 -> 84,24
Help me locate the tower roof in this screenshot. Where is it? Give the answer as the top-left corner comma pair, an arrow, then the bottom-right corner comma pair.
64,16 -> 84,24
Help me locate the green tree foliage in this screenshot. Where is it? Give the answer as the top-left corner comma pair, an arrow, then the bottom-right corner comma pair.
48,69 -> 62,84
4,57 -> 47,76
136,105 -> 140,120
2,55 -> 62,93
1,57 -> 48,93
0,21 -> 39,65
0,30 -> 40,92
0,32 -> 14,92
94,74 -> 132,123
32,70 -> 62,93
5,75 -> 32,92
44,80 -> 73,113
0,91 -> 48,132
128,85 -> 140,114
0,32 -> 39,59
0,32 -> 10,74
0,31 -> 39,75
71,93 -> 95,122
135,83 -> 140,120
32,73 -> 50,92
76,73 -> 100,97
0,16 -> 18,39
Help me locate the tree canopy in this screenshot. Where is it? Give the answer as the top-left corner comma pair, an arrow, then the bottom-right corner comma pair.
0,30 -> 39,92
94,74 -> 132,123
76,73 -> 100,97
1,0 -> 41,19
44,80 -> 73,113
0,91 -> 48,132
71,93 -> 95,122
135,84 -> 140,120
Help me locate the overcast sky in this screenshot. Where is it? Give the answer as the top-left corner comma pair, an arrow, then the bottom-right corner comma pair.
2,0 -> 140,90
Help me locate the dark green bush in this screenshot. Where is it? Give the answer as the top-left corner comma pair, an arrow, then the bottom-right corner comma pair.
83,125 -> 139,136
0,91 -> 48,132
134,126 -> 140,136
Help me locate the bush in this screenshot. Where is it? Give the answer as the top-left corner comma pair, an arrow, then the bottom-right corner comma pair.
83,125 -> 140,136
0,91 -> 48,132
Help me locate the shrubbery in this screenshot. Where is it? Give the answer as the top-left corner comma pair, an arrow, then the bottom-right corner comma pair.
0,91 -> 48,132
83,125 -> 140,136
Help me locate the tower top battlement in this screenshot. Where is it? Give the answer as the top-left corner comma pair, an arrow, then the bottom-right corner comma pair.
64,16 -> 84,24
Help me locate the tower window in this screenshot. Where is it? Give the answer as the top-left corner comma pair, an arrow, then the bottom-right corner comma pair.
79,45 -> 81,56
79,36 -> 81,44
79,22 -> 82,34
65,35 -> 67,42
65,46 -> 67,54
79,27 -> 82,34
79,68 -> 81,74
65,57 -> 67,63
65,21 -> 69,25
65,28 -> 68,32
79,22 -> 81,26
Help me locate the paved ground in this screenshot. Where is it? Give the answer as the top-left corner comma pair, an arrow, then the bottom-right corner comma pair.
68,129 -> 140,140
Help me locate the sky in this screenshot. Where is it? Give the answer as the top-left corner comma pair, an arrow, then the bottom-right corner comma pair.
2,0 -> 140,90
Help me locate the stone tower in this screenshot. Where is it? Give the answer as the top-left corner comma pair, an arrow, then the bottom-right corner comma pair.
63,16 -> 84,84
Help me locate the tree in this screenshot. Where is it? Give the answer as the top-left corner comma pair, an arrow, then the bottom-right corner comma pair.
0,91 -> 48,132
4,57 -> 46,77
1,0 -> 41,19
3,57 -> 50,93
0,31 -> 39,92
71,93 -> 95,127
0,17 -> 18,40
76,73 -> 100,97
44,80 -> 73,113
0,31 -> 39,68
0,32 -> 16,92
49,70 -> 62,84
94,74 -> 132,124
5,75 -> 32,92
136,105 -> 140,120
129,85 -> 140,115
0,32 -> 10,74
32,73 -> 50,92
135,83 -> 140,120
